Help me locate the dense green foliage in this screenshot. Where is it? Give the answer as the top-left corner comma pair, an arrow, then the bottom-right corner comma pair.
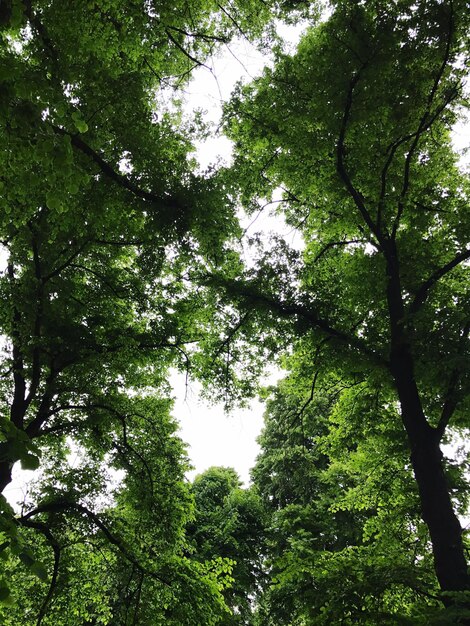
217,0 -> 470,619
0,0 -> 274,621
252,374 -> 450,624
187,466 -> 267,625
0,0 -> 469,623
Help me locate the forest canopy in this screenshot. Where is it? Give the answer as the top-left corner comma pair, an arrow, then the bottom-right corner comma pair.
0,0 -> 469,624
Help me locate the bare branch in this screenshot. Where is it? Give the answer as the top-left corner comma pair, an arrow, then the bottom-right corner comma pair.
166,24 -> 229,44
165,29 -> 209,69
215,2 -> 249,40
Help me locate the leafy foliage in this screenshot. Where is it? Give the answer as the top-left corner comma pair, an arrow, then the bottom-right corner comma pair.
252,372 -> 447,624
1,0 -> 469,623
188,467 -> 267,625
218,0 -> 470,616
0,0 -> 275,622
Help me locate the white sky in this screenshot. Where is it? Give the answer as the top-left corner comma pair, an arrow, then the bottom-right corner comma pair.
172,372 -> 270,485
174,24 -> 307,486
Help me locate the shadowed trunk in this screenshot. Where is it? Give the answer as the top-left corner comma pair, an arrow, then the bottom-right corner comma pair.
386,244 -> 469,608
395,366 -> 469,597
0,461 -> 13,494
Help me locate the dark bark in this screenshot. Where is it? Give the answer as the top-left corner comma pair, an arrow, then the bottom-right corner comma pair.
0,461 -> 13,493
385,241 -> 469,603
393,360 -> 469,597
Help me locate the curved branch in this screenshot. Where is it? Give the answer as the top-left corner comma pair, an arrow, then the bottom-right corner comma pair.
313,238 -> 367,262
408,248 -> 470,316
18,518 -> 61,626
20,501 -> 171,586
215,277 -> 389,368
165,29 -> 209,69
51,126 -> 184,217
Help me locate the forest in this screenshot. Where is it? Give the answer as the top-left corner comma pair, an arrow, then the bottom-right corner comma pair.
0,0 -> 469,623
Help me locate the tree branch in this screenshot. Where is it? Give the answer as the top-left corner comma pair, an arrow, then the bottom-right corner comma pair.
18,518 -> 61,626
408,248 -> 470,316
436,321 -> 470,439
20,501 -> 171,586
313,238 -> 367,263
43,242 -> 89,282
392,1 -> 456,238
8,263 -> 27,428
165,29 -> 209,69
166,24 -> 229,44
24,230 -> 45,408
336,65 -> 384,244
211,311 -> 251,361
51,125 -> 184,217
215,277 -> 389,368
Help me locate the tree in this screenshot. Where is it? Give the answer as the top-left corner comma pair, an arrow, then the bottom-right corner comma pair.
219,0 -> 470,611
0,0 -> 276,618
251,364 -> 466,624
0,402 -> 234,625
188,466 -> 267,625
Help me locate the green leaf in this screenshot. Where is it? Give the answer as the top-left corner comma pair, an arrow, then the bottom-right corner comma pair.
18,550 -> 35,567
75,119 -> 88,134
72,111 -> 88,133
0,583 -> 12,605
31,561 -> 49,582
45,192 -> 63,211
20,454 -> 40,471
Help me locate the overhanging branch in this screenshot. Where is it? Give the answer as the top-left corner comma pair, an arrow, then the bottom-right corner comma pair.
20,501 -> 171,586
215,277 -> 389,369
409,249 -> 470,316
51,125 -> 184,217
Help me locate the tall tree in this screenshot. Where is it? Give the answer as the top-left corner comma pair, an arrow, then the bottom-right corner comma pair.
0,0 -> 275,617
218,0 -> 470,611
252,366 -> 466,624
0,401 -> 233,625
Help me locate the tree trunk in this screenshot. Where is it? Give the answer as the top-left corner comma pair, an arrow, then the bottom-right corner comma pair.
0,461 -> 13,494
410,428 -> 468,595
385,244 -> 469,606
392,355 -> 469,600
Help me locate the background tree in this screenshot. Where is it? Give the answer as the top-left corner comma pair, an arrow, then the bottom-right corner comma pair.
0,394 -> 237,624
188,466 -> 267,625
0,0 -> 278,618
251,363 -> 469,624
